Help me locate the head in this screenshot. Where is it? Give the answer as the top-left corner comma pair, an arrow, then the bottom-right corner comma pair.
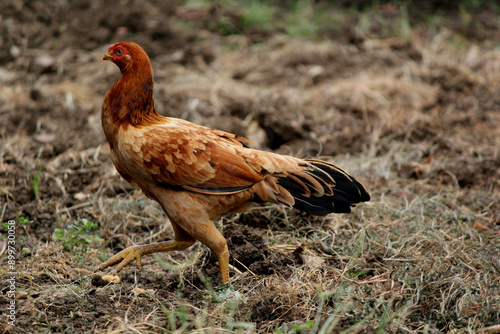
103,42 -> 150,73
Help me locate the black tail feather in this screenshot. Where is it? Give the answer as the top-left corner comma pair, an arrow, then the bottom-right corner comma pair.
277,159 -> 370,216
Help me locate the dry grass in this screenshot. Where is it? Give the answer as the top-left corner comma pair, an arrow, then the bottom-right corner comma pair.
1,1 -> 499,333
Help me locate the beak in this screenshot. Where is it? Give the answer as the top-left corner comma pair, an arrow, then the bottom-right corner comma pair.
103,51 -> 112,61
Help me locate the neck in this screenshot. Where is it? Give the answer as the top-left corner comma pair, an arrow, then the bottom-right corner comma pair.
103,59 -> 161,128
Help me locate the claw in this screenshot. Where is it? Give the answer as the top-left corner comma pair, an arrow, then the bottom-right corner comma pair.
98,240 -> 195,274
99,245 -> 143,272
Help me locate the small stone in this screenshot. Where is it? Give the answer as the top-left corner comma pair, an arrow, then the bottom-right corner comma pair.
102,274 -> 121,284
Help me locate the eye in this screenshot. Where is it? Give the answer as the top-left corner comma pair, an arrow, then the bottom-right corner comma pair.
116,48 -> 123,56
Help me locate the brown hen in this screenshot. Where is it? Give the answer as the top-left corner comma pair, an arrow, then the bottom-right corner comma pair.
99,42 -> 370,284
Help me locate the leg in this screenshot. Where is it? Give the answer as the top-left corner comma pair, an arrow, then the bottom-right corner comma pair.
181,220 -> 230,284
98,222 -> 195,272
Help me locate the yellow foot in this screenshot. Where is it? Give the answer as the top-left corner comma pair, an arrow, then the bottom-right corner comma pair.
99,245 -> 144,272
98,240 -> 195,273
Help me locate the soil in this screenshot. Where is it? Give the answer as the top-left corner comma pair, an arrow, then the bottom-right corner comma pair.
0,0 -> 499,333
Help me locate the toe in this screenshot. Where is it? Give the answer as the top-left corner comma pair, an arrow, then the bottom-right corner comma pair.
99,246 -> 142,272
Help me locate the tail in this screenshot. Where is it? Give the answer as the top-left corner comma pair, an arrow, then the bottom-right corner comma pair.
255,159 -> 370,216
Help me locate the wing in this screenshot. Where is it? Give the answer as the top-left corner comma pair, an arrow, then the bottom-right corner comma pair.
131,118 -> 270,195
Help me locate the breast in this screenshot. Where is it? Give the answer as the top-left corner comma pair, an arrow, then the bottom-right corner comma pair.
110,126 -> 155,187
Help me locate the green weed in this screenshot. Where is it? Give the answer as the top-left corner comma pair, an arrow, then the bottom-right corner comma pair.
399,4 -> 412,42
240,0 -> 275,30
23,164 -> 43,200
284,2 -> 319,38
53,218 -> 102,255
2,216 -> 33,229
